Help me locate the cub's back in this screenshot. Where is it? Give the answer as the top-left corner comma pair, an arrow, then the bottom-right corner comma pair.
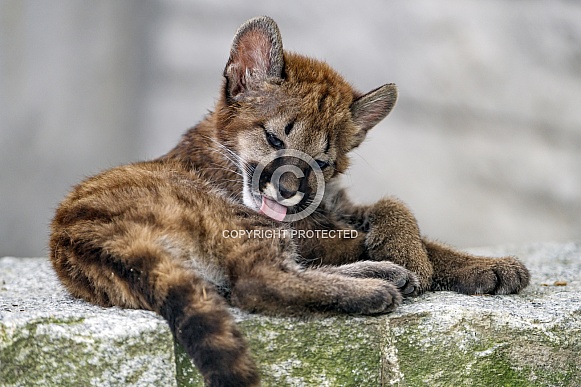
49,160 -> 256,306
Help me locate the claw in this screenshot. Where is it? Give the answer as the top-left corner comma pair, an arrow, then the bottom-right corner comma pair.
401,282 -> 416,296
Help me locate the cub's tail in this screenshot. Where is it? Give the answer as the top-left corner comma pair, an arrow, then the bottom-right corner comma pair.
50,217 -> 260,387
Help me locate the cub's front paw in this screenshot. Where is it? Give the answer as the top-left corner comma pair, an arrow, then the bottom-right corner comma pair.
371,262 -> 420,297
449,257 -> 530,295
321,261 -> 420,297
347,279 -> 402,315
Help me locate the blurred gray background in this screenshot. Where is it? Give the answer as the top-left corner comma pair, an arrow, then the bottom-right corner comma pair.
1,0 -> 580,258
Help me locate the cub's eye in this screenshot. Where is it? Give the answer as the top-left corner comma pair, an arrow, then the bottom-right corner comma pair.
265,131 -> 284,149
315,160 -> 330,169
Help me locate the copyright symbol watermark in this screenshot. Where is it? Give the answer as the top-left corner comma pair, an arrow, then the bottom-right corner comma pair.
250,149 -> 325,222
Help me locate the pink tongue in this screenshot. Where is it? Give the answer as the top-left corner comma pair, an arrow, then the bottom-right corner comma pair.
260,196 -> 287,221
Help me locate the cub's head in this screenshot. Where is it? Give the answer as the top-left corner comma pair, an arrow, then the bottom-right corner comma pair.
216,16 -> 397,222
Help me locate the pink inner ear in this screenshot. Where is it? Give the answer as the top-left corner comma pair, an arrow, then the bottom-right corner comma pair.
226,29 -> 274,97
234,30 -> 272,78
225,17 -> 284,98
351,84 -> 398,133
356,102 -> 389,130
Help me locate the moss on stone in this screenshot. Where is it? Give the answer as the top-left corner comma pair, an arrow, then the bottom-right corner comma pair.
1,318 -> 106,386
174,313 -> 386,386
175,342 -> 205,386
0,316 -> 176,387
246,314 -> 384,386
390,311 -> 580,387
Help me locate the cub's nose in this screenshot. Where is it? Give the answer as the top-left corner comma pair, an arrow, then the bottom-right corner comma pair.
277,171 -> 301,199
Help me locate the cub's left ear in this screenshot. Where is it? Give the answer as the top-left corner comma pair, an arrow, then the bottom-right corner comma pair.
350,83 -> 398,148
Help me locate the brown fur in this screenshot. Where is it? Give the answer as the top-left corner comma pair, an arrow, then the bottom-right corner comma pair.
50,16 -> 529,386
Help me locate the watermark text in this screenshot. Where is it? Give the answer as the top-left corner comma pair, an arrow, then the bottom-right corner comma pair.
222,229 -> 358,239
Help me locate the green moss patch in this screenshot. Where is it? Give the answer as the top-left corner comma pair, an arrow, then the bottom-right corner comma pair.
174,314 -> 387,386
390,312 -> 581,387
0,316 -> 175,387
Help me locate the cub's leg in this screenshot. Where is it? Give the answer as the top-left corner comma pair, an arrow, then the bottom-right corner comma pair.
365,197 -> 530,294
318,261 -> 419,296
50,227 -> 259,387
424,239 -> 530,294
365,197 -> 434,291
227,243 -> 406,315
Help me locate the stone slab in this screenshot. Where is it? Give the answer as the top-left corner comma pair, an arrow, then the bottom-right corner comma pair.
1,242 -> 579,386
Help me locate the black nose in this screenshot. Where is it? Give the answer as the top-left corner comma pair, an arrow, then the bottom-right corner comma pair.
278,184 -> 298,199
277,172 -> 300,199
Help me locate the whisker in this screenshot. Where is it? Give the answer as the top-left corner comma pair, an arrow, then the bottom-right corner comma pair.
195,135 -> 242,166
203,166 -> 244,177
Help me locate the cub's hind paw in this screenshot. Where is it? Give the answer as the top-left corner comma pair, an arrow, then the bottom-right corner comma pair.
449,257 -> 530,295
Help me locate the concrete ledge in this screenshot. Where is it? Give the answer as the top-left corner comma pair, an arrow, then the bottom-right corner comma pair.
1,242 -> 580,386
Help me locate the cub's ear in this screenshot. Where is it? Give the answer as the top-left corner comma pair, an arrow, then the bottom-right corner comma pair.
350,83 -> 398,148
224,16 -> 284,100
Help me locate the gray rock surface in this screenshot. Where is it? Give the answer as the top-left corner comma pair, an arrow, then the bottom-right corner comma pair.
1,242 -> 580,386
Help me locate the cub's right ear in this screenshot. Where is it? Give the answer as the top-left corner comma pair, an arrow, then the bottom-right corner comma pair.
350,83 -> 398,149
223,16 -> 285,101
